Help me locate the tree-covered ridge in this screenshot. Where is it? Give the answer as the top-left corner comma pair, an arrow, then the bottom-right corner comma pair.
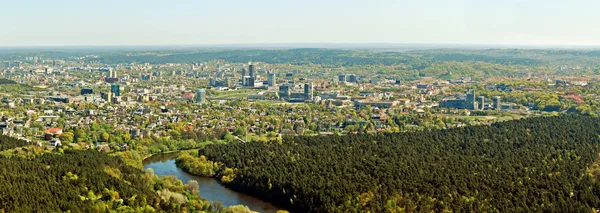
85,48 -> 600,67
200,115 -> 600,212
0,79 -> 17,85
0,150 -> 245,213
0,134 -> 29,151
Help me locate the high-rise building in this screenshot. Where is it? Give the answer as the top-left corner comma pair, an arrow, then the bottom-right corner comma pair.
106,68 -> 117,78
441,99 -> 467,109
111,84 -> 120,96
101,92 -> 113,102
348,74 -> 357,83
279,85 -> 291,99
268,73 -> 276,87
241,68 -> 247,85
493,96 -> 501,110
243,76 -> 254,87
466,91 -> 476,110
338,74 -> 347,82
195,89 -> 206,104
209,77 -> 216,87
477,96 -> 485,110
248,77 -> 255,87
248,62 -> 255,78
81,88 -> 93,95
304,83 -> 313,100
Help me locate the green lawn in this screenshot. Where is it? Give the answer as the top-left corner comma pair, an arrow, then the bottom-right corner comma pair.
212,89 -> 255,99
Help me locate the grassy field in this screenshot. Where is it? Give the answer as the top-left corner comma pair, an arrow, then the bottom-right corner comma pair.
212,89 -> 255,99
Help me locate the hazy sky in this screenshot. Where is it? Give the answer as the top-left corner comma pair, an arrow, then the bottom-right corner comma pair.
1,0 -> 599,46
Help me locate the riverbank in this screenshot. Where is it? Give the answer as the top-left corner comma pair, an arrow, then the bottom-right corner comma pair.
143,152 -> 285,213
174,150 -> 220,178
142,149 -> 190,161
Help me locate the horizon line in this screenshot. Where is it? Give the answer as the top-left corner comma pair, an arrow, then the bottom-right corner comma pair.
1,42 -> 600,49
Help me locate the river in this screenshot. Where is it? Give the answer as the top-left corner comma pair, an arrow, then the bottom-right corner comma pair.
142,152 -> 282,213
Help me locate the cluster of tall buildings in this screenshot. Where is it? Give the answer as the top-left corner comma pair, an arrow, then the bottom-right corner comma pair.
241,62 -> 257,87
339,74 -> 358,83
209,77 -> 229,87
100,68 -> 118,78
278,83 -> 313,102
440,90 -> 502,110
103,68 -> 120,83
236,62 -> 278,88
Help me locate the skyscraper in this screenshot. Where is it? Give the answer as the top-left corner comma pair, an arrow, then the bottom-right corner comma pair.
247,77 -> 255,87
466,91 -> 476,110
268,73 -> 276,87
101,92 -> 113,103
110,84 -> 120,96
248,62 -> 255,78
338,74 -> 347,82
304,83 -> 313,100
106,68 -> 117,78
477,96 -> 485,110
279,85 -> 291,99
241,68 -> 247,85
195,89 -> 206,104
348,74 -> 357,83
493,96 -> 501,110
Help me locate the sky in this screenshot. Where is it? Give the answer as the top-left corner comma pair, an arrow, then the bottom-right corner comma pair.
0,0 -> 599,47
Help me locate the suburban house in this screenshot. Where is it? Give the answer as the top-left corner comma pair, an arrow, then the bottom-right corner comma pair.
44,128 -> 63,135
49,138 -> 62,147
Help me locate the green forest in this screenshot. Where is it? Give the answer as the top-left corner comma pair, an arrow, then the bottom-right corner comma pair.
0,134 -> 29,151
197,115 -> 600,212
0,147 -> 253,213
0,79 -> 16,85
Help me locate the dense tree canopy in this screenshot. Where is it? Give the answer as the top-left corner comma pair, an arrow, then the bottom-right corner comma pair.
0,79 -> 17,85
0,134 -> 29,151
200,115 -> 600,212
0,150 -> 241,212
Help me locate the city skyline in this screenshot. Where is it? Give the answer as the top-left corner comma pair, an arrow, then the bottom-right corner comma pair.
1,0 -> 600,47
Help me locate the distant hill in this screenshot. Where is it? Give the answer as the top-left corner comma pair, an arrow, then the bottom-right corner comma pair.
0,79 -> 43,94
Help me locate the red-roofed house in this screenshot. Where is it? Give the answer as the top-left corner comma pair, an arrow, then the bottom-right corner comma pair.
564,95 -> 585,104
182,93 -> 195,100
44,128 -> 63,135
